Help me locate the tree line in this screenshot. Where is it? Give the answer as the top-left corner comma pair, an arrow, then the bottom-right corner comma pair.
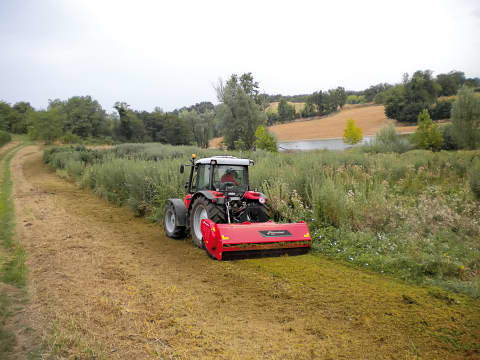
1,69 -> 478,151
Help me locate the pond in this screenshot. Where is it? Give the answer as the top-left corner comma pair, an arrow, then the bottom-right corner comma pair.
278,135 -> 375,151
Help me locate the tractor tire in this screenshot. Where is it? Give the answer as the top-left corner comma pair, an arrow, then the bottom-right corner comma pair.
190,197 -> 226,248
164,202 -> 186,239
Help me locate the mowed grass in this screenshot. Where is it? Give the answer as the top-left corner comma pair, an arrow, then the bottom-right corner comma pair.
43,143 -> 480,299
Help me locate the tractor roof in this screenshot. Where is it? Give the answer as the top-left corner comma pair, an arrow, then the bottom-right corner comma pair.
195,156 -> 252,166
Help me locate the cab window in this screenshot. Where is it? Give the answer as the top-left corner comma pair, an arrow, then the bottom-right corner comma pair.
195,164 -> 210,190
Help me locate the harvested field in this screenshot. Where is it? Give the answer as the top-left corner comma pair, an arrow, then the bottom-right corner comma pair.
269,105 -> 415,141
5,145 -> 480,359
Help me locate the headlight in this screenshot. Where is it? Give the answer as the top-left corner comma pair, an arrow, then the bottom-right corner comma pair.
259,197 -> 266,204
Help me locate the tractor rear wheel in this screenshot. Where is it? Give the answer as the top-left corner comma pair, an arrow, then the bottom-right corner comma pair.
164,203 -> 186,238
190,197 -> 226,248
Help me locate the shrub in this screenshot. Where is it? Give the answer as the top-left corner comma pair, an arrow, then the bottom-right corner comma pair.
438,124 -> 458,150
0,130 -> 11,147
412,109 -> 443,151
363,125 -> 412,153
343,119 -> 363,145
61,132 -> 83,144
255,125 -> 278,152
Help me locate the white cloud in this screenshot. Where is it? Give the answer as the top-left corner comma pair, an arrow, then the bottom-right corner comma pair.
0,0 -> 478,111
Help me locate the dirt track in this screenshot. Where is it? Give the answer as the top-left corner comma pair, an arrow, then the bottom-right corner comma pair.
9,146 -> 480,359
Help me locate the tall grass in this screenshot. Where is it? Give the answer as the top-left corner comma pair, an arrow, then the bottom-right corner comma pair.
44,143 -> 480,297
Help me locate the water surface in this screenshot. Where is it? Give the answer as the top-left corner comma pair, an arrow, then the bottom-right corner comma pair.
278,136 -> 375,151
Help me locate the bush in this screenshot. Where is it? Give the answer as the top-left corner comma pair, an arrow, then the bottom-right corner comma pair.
438,124 -> 458,150
61,132 -> 83,144
255,125 -> 278,152
362,125 -> 412,153
0,130 -> 11,147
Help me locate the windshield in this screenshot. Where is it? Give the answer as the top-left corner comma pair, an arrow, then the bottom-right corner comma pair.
213,165 -> 248,192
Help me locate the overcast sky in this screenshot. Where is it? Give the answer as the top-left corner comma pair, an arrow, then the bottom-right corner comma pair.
1,0 -> 479,112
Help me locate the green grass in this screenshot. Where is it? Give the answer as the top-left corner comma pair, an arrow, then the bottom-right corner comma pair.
0,143 -> 26,358
43,143 -> 480,297
0,144 -> 26,287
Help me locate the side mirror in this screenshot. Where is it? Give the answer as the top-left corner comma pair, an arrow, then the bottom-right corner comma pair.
180,165 -> 184,174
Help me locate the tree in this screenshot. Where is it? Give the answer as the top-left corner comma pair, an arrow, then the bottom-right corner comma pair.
179,109 -> 212,148
255,125 -> 278,152
61,96 -> 107,138
343,119 -> 363,145
385,70 -> 441,123
7,101 -> 34,133
113,102 -> 145,142
277,99 -> 296,122
412,109 -> 443,151
0,101 -> 12,131
437,71 -> 465,96
215,73 -> 266,150
301,101 -> 316,118
346,95 -> 366,104
451,86 -> 480,149
28,108 -> 65,144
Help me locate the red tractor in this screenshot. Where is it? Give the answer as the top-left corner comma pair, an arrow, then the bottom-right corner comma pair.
164,154 -> 312,259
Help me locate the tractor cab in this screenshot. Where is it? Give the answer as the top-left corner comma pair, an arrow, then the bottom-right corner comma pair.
183,155 -> 254,197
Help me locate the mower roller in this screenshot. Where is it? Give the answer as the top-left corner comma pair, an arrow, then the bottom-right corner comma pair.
164,154 -> 312,259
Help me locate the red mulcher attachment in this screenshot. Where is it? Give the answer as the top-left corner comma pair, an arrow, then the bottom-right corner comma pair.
201,219 -> 312,260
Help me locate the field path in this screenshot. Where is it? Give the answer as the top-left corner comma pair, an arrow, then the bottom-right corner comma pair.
10,146 -> 480,359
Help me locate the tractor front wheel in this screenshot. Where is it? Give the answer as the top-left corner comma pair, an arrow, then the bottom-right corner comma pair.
190,197 -> 226,248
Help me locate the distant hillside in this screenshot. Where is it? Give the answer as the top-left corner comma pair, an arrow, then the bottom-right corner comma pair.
209,104 -> 416,147
268,104 -> 415,141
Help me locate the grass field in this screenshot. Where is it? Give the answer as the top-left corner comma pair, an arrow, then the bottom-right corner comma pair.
43,143 -> 480,299
11,145 -> 480,358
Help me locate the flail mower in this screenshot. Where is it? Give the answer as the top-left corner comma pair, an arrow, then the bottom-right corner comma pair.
164,154 -> 312,260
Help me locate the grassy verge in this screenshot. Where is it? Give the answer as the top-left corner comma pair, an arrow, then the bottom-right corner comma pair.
0,144 -> 26,286
43,143 -> 480,298
0,143 -> 26,356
